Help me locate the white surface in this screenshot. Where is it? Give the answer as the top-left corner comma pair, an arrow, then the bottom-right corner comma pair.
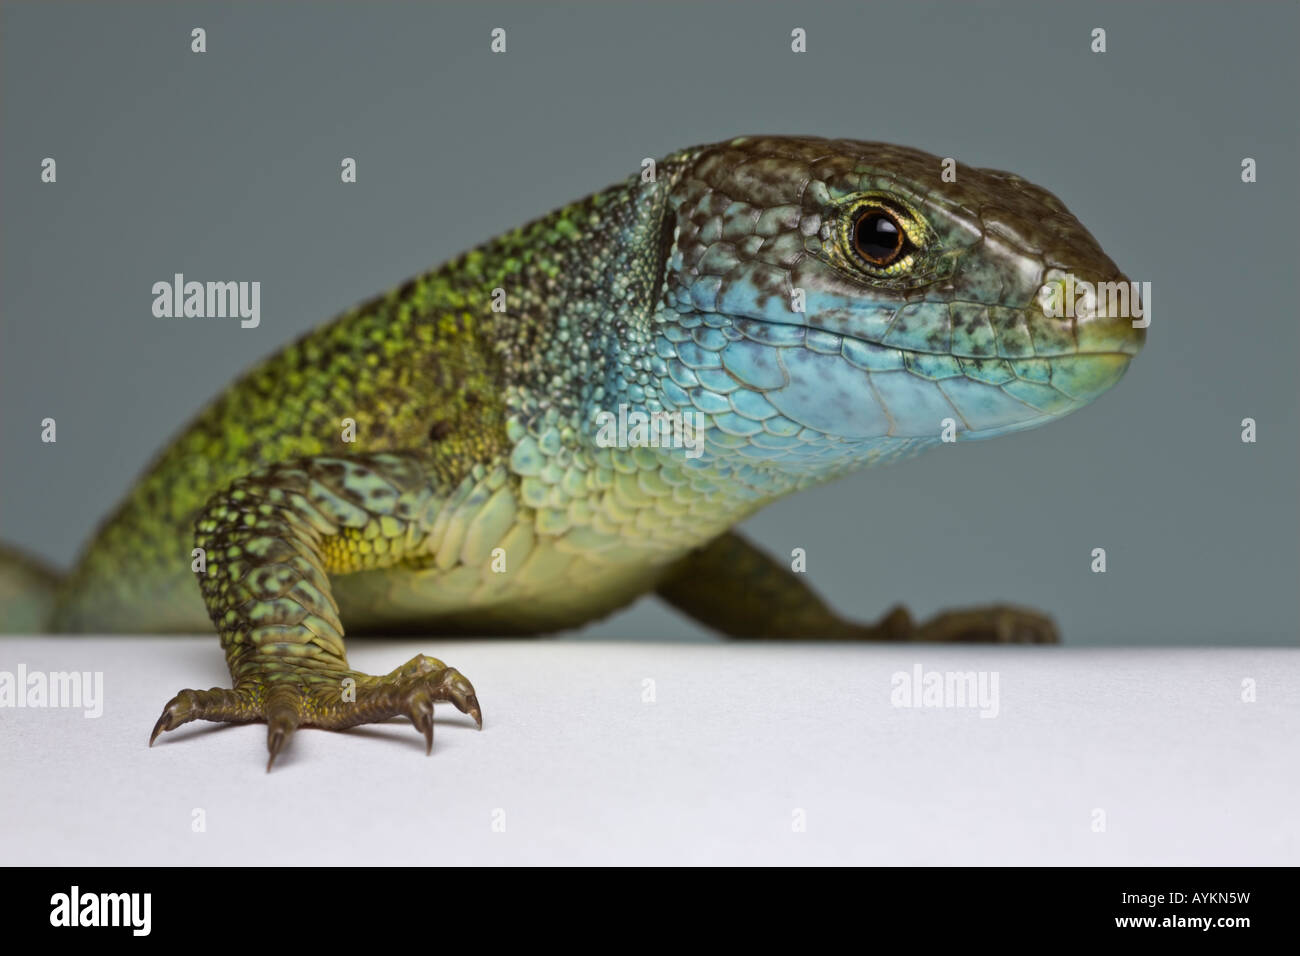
0,637 -> 1295,865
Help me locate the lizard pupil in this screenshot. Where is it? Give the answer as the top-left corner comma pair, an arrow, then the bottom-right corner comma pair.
853,209 -> 906,266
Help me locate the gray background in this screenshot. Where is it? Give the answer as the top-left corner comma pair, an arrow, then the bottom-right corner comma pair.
2,0 -> 1296,645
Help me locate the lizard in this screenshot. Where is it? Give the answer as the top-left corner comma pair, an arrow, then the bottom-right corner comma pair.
0,136 -> 1144,769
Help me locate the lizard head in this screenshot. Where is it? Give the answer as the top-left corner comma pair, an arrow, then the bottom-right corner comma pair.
648,135 -> 1144,475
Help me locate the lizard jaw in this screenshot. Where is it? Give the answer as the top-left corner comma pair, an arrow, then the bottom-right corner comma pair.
650,313 -> 1136,447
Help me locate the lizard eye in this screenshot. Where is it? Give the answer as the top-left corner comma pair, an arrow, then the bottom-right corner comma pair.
852,206 -> 913,268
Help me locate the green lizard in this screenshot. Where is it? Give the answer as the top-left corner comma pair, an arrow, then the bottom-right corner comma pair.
0,136 -> 1144,768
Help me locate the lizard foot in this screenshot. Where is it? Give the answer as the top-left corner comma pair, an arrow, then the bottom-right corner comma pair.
872,604 -> 1060,644
149,653 -> 482,770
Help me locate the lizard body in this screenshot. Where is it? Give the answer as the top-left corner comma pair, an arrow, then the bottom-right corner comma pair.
2,136 -> 1144,766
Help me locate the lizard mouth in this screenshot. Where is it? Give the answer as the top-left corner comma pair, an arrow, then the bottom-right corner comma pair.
665,313 -> 1138,440
730,314 -> 1143,361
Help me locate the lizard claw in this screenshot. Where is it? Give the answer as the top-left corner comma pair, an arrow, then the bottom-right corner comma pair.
404,689 -> 436,755
265,693 -> 301,771
149,706 -> 177,747
439,668 -> 483,729
149,687 -> 245,746
149,696 -> 187,746
266,726 -> 291,772
387,656 -> 483,730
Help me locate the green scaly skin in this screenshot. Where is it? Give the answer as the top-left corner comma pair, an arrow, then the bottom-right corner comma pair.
14,137 -> 1143,769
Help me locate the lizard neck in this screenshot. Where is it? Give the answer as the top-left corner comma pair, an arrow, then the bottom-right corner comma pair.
471,163 -> 940,545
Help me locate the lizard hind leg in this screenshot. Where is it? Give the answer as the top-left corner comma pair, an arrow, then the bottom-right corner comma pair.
657,531 -> 1059,643
149,451 -> 483,770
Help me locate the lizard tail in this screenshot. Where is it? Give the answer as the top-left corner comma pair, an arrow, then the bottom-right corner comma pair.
0,543 -> 61,633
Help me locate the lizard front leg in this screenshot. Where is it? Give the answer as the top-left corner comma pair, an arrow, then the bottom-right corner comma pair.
149,452 -> 482,769
656,531 -> 1058,643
